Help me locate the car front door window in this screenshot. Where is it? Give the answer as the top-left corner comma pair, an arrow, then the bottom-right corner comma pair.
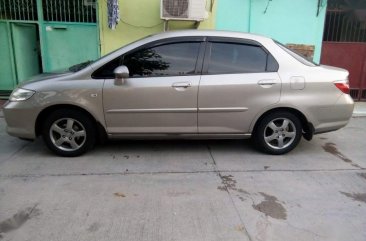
123,42 -> 201,77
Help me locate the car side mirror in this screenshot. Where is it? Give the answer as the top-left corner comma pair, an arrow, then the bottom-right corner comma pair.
114,65 -> 129,85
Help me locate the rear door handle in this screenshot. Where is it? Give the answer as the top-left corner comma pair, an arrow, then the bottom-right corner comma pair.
172,82 -> 192,88
258,79 -> 277,86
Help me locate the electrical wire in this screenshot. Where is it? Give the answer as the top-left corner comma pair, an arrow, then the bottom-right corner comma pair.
119,18 -> 164,28
264,0 -> 272,14
102,0 -> 164,28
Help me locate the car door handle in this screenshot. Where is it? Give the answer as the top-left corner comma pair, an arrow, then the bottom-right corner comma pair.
258,79 -> 277,86
172,82 -> 192,88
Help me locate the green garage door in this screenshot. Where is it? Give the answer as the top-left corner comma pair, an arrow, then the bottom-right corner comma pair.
0,22 -> 40,90
0,22 -> 15,91
41,0 -> 99,72
11,23 -> 41,83
42,23 -> 99,72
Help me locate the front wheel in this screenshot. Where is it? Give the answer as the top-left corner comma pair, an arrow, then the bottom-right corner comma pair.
253,111 -> 302,155
42,109 -> 96,157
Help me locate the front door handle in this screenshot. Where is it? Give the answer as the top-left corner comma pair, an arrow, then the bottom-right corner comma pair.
172,82 -> 192,88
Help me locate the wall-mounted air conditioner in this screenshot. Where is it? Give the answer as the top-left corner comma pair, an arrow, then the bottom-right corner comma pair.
161,0 -> 208,21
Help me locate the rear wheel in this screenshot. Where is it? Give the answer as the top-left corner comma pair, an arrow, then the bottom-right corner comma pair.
253,111 -> 302,155
42,109 -> 96,157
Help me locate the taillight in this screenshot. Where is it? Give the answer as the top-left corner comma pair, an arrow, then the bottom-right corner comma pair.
334,82 -> 350,94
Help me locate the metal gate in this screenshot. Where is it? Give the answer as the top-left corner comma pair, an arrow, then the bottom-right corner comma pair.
321,0 -> 366,101
0,0 -> 99,94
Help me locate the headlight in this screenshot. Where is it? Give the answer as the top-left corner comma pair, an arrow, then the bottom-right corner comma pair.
9,88 -> 36,101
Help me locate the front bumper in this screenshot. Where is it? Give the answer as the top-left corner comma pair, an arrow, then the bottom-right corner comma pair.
3,100 -> 40,140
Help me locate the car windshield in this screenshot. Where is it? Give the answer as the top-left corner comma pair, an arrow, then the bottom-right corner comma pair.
275,41 -> 318,67
69,60 -> 94,72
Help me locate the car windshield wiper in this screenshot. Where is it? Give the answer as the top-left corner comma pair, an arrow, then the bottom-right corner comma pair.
69,60 -> 94,72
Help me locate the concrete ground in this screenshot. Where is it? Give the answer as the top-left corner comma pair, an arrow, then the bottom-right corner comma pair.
0,102 -> 365,241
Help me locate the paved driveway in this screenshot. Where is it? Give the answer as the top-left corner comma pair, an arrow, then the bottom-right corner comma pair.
0,115 -> 365,241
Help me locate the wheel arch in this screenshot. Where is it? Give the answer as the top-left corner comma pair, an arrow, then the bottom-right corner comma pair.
251,107 -> 314,140
35,104 -> 107,141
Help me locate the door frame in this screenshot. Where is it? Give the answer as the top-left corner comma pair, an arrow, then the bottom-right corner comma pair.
98,36 -> 207,134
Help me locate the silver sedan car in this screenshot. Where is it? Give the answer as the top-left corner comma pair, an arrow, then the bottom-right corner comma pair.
3,30 -> 354,156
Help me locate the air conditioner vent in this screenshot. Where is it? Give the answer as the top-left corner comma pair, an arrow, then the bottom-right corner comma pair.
163,0 -> 189,18
161,0 -> 207,21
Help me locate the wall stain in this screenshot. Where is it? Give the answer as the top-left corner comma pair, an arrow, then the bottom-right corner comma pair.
357,173 -> 366,180
340,192 -> 366,204
87,222 -> 101,232
219,175 -> 236,189
217,175 -> 288,220
0,205 -> 41,235
252,192 -> 287,220
264,166 -> 270,170
114,192 -> 126,198
217,175 -> 250,195
234,224 -> 245,232
238,196 -> 245,202
167,191 -> 191,197
322,142 -> 362,168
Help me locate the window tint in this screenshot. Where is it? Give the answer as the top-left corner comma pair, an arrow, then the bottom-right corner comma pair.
207,43 -> 268,74
92,57 -> 121,78
266,54 -> 279,72
123,42 -> 200,77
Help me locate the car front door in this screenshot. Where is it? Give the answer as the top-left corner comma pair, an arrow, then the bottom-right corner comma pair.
99,38 -> 205,134
198,38 -> 281,134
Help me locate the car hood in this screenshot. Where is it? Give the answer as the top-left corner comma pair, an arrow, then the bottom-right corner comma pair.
26,71 -> 73,83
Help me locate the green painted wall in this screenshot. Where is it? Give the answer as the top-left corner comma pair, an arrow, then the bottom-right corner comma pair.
216,0 -> 250,32
216,0 -> 327,63
99,0 -> 217,55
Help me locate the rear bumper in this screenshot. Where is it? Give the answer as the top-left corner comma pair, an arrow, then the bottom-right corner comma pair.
3,100 -> 39,140
312,94 -> 354,134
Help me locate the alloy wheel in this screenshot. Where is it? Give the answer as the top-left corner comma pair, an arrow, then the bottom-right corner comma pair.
263,118 -> 296,150
49,118 -> 87,152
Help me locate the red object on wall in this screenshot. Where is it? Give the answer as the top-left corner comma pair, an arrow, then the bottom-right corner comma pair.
321,42 -> 366,100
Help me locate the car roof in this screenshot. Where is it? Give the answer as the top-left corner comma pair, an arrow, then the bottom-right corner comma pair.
147,30 -> 272,43
88,30 -> 277,72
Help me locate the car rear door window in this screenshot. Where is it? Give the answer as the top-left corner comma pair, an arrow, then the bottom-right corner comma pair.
123,42 -> 200,77
207,42 -> 272,74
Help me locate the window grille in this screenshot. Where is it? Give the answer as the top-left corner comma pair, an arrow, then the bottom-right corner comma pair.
0,0 -> 38,21
42,0 -> 96,23
324,1 -> 366,42
0,0 -> 96,23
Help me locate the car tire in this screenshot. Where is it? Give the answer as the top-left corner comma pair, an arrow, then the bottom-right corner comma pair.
42,109 -> 96,157
253,111 -> 302,155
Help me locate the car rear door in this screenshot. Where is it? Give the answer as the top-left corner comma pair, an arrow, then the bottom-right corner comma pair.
198,37 -> 281,134
99,37 -> 205,134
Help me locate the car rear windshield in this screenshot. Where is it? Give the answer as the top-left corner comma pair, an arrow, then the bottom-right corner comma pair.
275,41 -> 318,67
